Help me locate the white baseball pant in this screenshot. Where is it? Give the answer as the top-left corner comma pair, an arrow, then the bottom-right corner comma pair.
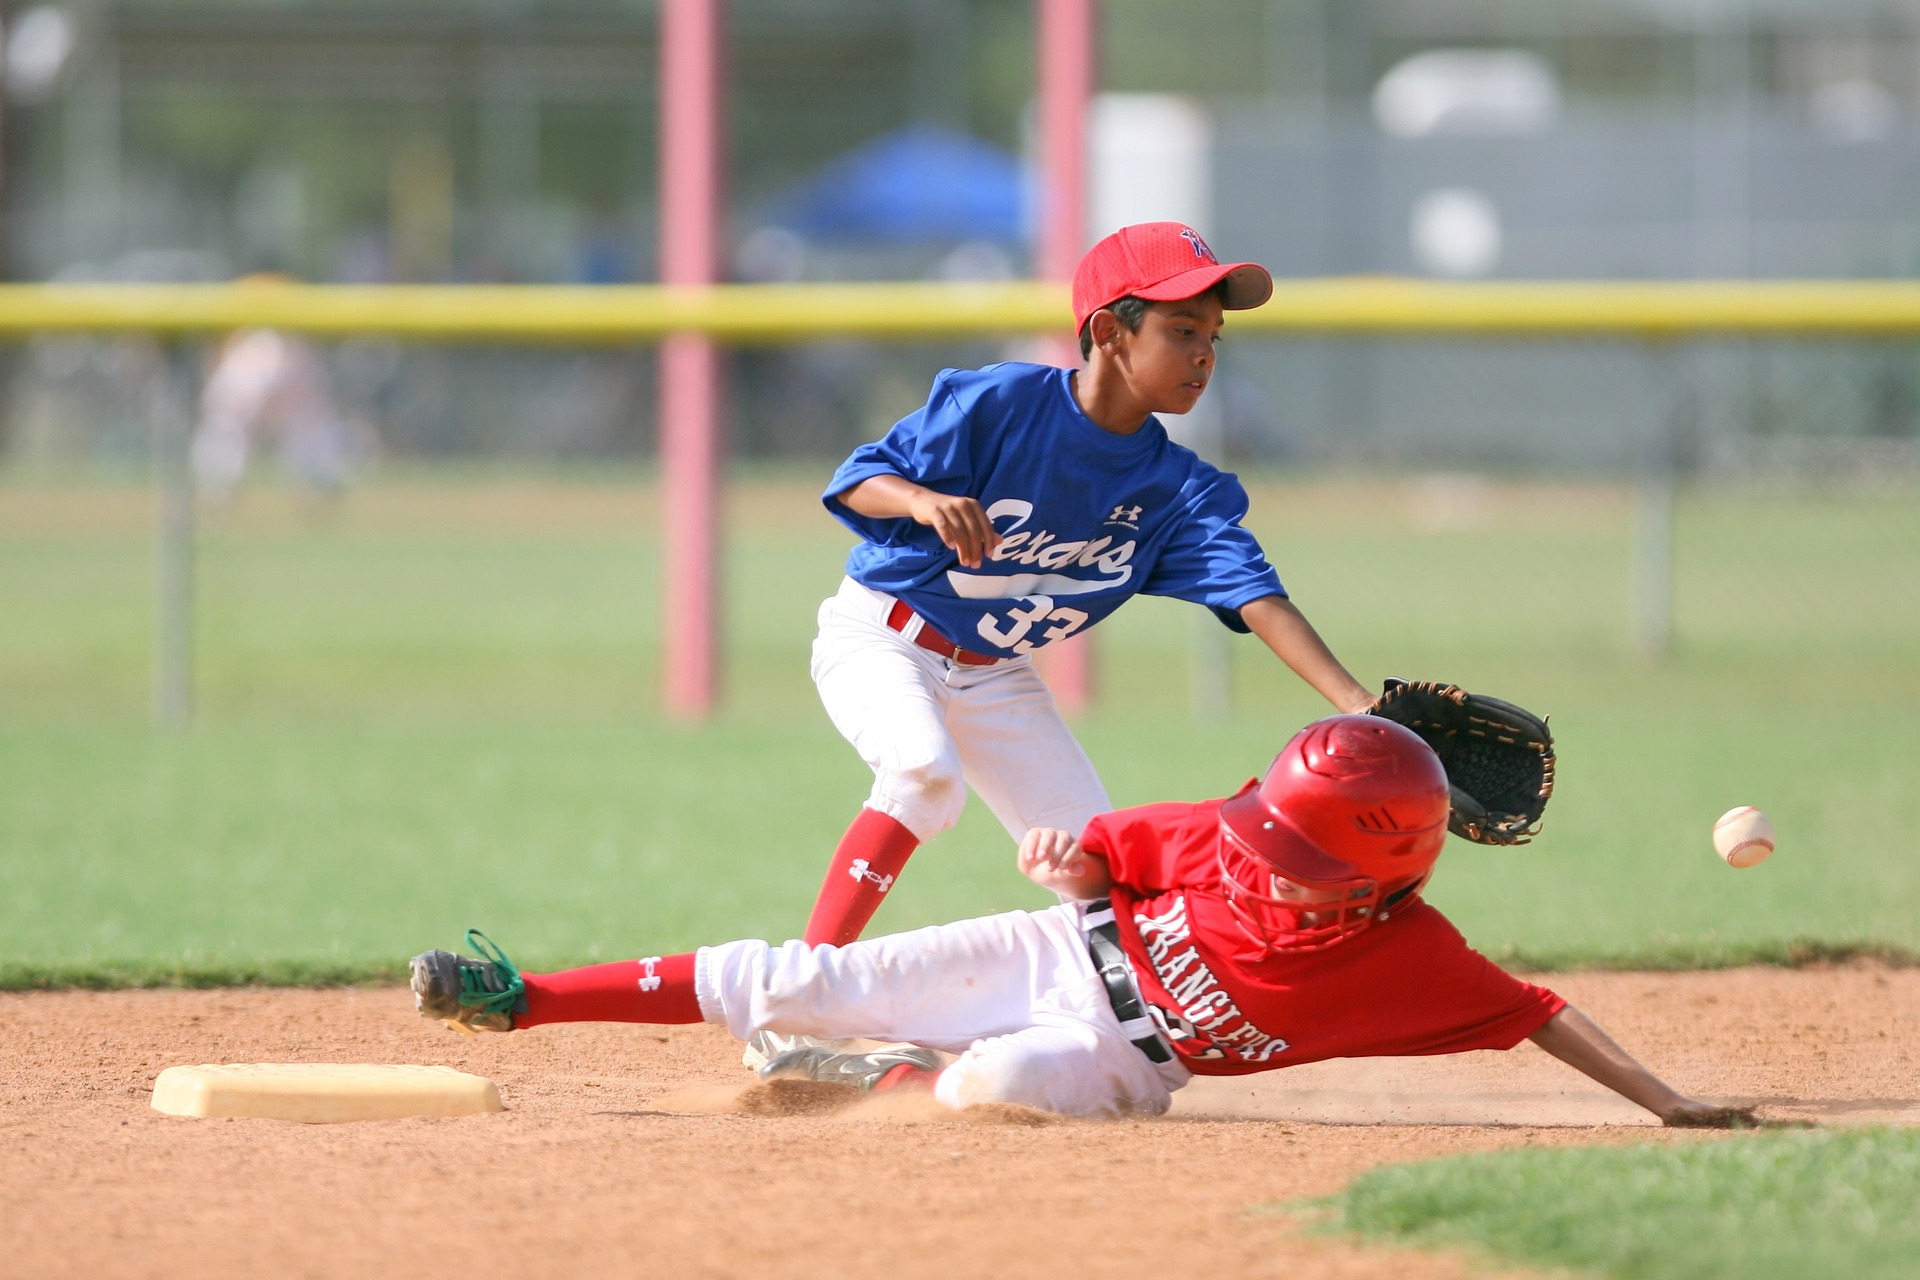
811,576 -> 1111,843
695,901 -> 1191,1117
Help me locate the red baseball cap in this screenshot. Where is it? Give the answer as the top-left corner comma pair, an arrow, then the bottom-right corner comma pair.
1071,222 -> 1274,334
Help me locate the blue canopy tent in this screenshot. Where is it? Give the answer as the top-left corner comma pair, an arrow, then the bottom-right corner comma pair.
762,125 -> 1030,245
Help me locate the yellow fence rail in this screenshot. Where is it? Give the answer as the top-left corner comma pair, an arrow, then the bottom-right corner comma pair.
8,279 -> 1920,341
20,276 -> 1913,726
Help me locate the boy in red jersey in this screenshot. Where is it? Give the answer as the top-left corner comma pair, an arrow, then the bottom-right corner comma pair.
412,716 -> 1751,1125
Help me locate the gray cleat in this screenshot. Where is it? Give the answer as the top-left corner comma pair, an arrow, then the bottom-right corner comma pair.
740,1029 -> 799,1071
756,1043 -> 945,1090
740,1030 -> 861,1070
409,929 -> 526,1034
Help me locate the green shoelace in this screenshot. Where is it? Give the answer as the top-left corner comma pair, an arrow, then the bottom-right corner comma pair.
458,928 -> 526,1012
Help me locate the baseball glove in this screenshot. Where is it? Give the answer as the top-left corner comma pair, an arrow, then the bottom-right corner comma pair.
1367,678 -> 1556,845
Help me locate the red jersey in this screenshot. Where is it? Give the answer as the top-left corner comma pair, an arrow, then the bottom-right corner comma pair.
1080,800 -> 1566,1078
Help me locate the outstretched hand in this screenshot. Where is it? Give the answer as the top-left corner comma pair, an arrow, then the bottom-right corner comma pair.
1530,1006 -> 1763,1131
1661,1099 -> 1762,1129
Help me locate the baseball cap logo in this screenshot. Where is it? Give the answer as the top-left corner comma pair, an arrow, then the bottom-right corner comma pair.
1179,227 -> 1218,263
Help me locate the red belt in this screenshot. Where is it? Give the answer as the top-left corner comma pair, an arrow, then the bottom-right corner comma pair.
886,599 -> 1003,666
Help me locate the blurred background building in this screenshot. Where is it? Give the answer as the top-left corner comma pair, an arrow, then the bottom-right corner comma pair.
3,0 -> 1919,478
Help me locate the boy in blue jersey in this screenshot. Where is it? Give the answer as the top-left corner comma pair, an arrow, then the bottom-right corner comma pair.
799,222 -> 1373,955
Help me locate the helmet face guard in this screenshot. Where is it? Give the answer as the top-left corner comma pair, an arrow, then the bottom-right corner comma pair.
1217,817 -> 1394,954
1216,716 -> 1450,954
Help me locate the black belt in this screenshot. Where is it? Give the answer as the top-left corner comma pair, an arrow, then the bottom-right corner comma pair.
1083,899 -> 1173,1065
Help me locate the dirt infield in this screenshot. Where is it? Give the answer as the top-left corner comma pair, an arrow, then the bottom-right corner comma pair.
4,966 -> 1915,1280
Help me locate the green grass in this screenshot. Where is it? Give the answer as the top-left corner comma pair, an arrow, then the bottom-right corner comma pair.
2,473 -> 1916,984
1312,1127 -> 1920,1280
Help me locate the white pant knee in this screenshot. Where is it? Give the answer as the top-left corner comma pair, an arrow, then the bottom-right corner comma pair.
933,1020 -> 1182,1118
871,749 -> 967,841
938,1036 -> 1057,1109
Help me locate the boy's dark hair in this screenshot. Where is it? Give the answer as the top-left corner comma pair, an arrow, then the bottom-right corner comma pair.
1076,281 -> 1230,360
1078,297 -> 1149,359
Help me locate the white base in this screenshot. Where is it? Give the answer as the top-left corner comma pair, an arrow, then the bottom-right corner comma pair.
150,1063 -> 504,1123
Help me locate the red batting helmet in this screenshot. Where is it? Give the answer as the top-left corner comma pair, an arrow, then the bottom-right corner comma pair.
1217,715 -> 1450,953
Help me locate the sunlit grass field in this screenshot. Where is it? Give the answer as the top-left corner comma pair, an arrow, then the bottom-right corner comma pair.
1314,1127 -> 1920,1280
2,470 -> 1916,984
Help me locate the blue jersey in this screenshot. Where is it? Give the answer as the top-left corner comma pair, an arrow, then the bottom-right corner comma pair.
823,362 -> 1285,659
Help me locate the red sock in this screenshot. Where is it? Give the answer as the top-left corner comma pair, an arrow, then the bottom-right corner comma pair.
802,808 -> 920,947
872,1064 -> 941,1093
516,952 -> 703,1028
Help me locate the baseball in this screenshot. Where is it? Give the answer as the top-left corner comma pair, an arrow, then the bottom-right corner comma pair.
1713,806 -> 1775,868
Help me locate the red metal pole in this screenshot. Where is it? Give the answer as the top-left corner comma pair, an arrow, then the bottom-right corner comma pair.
1037,0 -> 1093,289
1035,0 -> 1096,714
659,0 -> 724,720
